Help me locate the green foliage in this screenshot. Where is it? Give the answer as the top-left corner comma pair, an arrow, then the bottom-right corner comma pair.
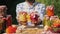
36,0 -> 60,17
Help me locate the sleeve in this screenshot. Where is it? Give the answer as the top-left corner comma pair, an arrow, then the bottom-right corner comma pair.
39,4 -> 45,21
16,4 -> 22,17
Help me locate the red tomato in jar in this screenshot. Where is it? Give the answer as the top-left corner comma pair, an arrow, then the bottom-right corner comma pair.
30,12 -> 39,23
53,23 -> 59,28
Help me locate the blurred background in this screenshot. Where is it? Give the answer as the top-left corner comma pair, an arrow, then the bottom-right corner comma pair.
0,0 -> 60,24
0,0 -> 25,24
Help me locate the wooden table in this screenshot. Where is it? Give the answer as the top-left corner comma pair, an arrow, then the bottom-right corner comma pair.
3,27 -> 60,34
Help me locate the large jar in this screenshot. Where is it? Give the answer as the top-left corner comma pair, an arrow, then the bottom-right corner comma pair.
18,11 -> 27,25
0,5 -> 7,32
30,12 -> 39,24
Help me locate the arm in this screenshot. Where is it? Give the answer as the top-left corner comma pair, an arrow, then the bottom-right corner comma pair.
16,4 -> 22,17
16,4 -> 23,23
38,4 -> 45,21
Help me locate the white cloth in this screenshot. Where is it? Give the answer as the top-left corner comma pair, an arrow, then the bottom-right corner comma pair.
16,2 -> 45,20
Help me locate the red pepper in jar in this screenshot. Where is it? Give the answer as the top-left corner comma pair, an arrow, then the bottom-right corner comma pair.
6,15 -> 12,27
46,5 -> 54,17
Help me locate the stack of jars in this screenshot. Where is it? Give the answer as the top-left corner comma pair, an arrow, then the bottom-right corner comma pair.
0,5 -> 7,33
0,5 -> 12,33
